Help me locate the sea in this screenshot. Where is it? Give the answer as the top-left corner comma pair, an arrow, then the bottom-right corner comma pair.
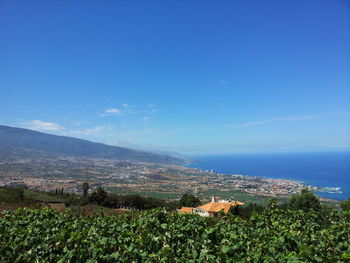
187,151 -> 350,201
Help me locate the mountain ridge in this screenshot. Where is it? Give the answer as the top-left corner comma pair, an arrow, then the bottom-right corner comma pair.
0,125 -> 187,165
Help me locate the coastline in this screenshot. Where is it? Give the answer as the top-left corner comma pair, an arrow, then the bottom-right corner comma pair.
186,152 -> 349,201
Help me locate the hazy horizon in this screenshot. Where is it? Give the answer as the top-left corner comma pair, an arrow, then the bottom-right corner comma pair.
1,0 -> 349,154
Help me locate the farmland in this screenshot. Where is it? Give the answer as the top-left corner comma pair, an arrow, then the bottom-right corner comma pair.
1,207 -> 349,262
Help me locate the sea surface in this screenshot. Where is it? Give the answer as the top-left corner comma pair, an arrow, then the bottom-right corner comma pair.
187,151 -> 350,200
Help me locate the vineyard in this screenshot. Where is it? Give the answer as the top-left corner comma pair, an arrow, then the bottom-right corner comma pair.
1,207 -> 350,262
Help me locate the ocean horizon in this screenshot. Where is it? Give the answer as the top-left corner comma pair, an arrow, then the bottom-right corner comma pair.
187,151 -> 350,201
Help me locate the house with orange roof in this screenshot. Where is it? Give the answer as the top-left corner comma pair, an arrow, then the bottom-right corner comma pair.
179,196 -> 244,217
179,207 -> 195,214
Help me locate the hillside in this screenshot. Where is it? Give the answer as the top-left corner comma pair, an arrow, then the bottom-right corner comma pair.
0,125 -> 186,165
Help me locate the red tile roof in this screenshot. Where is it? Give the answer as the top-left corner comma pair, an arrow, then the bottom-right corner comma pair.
179,207 -> 194,214
180,200 -> 244,215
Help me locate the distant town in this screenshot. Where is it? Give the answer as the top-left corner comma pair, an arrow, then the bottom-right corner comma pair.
0,155 -> 340,203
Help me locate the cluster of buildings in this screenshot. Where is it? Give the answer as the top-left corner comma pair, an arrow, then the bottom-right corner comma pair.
1,155 -> 326,200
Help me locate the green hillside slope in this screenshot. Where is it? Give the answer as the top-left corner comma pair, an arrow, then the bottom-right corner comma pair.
0,125 -> 186,165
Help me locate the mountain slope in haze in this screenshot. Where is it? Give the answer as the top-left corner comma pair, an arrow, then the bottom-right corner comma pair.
0,125 -> 187,165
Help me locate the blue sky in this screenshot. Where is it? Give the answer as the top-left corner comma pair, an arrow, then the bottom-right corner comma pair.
1,0 -> 350,154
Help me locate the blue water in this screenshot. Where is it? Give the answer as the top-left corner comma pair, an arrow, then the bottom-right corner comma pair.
188,152 -> 350,200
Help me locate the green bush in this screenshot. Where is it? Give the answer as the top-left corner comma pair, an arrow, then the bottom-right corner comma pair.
0,206 -> 349,262
341,198 -> 350,211
288,188 -> 321,212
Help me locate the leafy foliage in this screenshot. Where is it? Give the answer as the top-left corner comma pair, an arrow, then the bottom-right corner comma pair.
341,198 -> 350,211
180,194 -> 201,207
288,188 -> 321,212
87,190 -> 180,211
1,207 -> 349,262
89,186 -> 108,205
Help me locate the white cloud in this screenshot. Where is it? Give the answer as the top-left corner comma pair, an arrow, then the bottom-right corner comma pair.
23,120 -> 64,131
142,116 -> 150,121
122,103 -> 128,107
241,115 -> 318,127
105,108 -> 121,114
100,108 -> 122,116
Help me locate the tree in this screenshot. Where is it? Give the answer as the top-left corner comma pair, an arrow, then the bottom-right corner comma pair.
180,194 -> 201,207
15,188 -> 24,201
340,197 -> 350,211
124,194 -> 146,210
82,182 -> 89,198
232,204 -> 240,215
89,186 -> 108,205
288,188 -> 321,212
238,203 -> 264,219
